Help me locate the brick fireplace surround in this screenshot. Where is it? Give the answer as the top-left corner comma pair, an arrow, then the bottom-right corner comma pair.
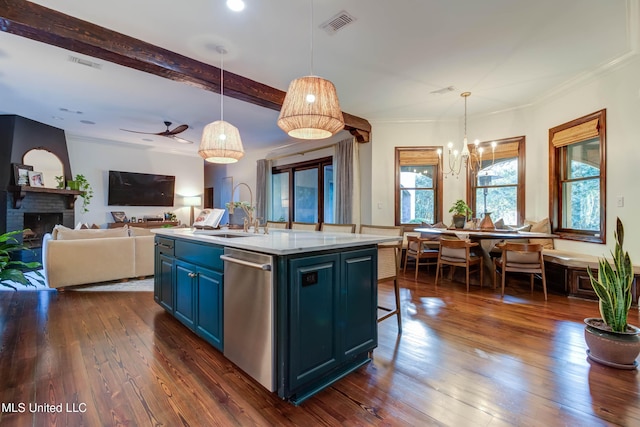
1,115 -> 77,263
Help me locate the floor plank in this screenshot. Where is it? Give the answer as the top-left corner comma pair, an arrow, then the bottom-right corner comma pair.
0,271 -> 638,426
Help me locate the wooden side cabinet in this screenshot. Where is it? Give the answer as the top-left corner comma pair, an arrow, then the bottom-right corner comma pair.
569,267 -> 638,303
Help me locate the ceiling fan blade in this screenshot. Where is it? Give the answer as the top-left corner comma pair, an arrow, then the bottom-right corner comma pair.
167,124 -> 189,135
120,128 -> 157,135
170,135 -> 194,144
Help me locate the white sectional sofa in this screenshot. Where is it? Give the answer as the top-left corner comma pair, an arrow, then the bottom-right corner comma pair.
42,225 -> 155,289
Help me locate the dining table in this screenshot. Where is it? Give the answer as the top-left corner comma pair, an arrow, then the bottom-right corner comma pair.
414,227 -> 558,287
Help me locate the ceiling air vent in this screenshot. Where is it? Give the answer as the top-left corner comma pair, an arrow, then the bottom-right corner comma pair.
67,55 -> 103,70
320,10 -> 356,35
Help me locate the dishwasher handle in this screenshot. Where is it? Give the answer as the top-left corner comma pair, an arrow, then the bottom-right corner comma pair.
220,254 -> 272,271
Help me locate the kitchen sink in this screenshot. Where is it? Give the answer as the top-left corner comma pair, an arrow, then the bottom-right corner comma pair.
194,230 -> 256,238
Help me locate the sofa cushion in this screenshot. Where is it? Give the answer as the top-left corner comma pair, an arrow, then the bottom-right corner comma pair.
55,226 -> 129,240
127,226 -> 154,237
526,218 -> 554,249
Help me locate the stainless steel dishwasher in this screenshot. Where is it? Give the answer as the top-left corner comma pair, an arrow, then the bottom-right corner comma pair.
220,247 -> 275,392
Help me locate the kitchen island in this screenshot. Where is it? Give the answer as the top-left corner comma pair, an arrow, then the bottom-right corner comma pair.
152,227 -> 400,405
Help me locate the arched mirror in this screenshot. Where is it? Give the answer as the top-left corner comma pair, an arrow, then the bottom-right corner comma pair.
23,148 -> 64,189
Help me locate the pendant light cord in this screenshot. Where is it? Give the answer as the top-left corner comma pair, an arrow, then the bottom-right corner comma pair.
220,48 -> 225,122
464,94 -> 467,139
309,0 -> 314,76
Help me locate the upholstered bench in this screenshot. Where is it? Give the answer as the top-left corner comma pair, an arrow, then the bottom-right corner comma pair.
542,249 -> 639,303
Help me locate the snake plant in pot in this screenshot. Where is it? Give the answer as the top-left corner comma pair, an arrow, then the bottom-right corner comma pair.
585,217 -> 640,369
0,229 -> 45,290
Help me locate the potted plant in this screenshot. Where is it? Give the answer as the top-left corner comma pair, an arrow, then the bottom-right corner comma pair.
449,199 -> 472,229
0,229 -> 45,290
74,174 -> 94,213
585,217 -> 640,369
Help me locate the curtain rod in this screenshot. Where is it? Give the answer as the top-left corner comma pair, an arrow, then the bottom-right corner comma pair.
266,142 -> 336,161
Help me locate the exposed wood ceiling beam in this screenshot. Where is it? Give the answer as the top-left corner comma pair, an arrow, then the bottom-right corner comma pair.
0,0 -> 371,142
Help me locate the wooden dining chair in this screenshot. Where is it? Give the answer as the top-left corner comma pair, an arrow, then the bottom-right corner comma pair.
360,224 -> 403,333
320,223 -> 356,233
493,242 -> 547,300
403,235 -> 440,280
291,221 -> 320,231
435,238 -> 483,292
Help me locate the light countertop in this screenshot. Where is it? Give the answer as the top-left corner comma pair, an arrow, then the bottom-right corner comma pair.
152,228 -> 401,255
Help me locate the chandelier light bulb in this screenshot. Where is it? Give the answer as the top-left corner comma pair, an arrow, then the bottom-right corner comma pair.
306,93 -> 316,103
219,133 -> 227,140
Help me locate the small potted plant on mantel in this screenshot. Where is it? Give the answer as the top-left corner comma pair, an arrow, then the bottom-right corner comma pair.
584,217 -> 640,369
449,199 -> 472,229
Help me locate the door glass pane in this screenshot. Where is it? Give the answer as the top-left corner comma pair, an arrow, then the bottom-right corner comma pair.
294,169 -> 318,222
562,179 -> 600,230
475,186 -> 517,225
271,172 -> 289,222
323,165 -> 334,224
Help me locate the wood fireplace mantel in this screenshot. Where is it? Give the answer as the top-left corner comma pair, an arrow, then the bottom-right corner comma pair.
8,186 -> 83,209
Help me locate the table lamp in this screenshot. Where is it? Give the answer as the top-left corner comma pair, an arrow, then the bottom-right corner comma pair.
184,196 -> 202,226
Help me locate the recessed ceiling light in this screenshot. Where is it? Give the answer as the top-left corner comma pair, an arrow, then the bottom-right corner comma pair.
80,120 -> 95,125
226,0 -> 245,12
142,138 -> 153,142
51,116 -> 64,121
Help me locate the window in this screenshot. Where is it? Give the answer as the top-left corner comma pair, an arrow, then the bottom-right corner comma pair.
467,137 -> 525,226
395,147 -> 443,226
271,157 -> 333,224
549,109 -> 606,243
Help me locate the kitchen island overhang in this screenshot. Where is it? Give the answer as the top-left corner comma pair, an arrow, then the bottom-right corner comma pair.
152,228 -> 400,404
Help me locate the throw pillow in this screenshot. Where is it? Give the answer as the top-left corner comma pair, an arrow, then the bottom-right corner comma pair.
52,224 -> 72,240
494,218 -> 505,229
526,217 -> 554,249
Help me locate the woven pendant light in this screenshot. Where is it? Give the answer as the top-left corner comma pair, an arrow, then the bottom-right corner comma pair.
198,120 -> 244,163
278,76 -> 344,139
277,0 -> 344,140
198,46 -> 245,163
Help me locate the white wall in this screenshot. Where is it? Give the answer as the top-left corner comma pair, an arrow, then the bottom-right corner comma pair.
367,55 -> 640,260
66,136 -> 204,227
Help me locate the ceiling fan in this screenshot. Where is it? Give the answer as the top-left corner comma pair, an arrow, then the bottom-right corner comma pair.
120,121 -> 194,144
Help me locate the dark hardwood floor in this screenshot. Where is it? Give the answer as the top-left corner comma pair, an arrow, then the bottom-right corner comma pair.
1,269 -> 638,426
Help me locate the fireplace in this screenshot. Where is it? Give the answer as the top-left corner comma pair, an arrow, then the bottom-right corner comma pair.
23,212 -> 63,249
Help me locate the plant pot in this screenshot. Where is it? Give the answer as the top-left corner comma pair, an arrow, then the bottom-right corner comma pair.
584,317 -> 640,369
66,180 -> 79,191
452,214 -> 466,229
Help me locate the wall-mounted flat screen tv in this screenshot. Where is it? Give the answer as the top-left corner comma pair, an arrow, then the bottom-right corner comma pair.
108,170 -> 175,207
